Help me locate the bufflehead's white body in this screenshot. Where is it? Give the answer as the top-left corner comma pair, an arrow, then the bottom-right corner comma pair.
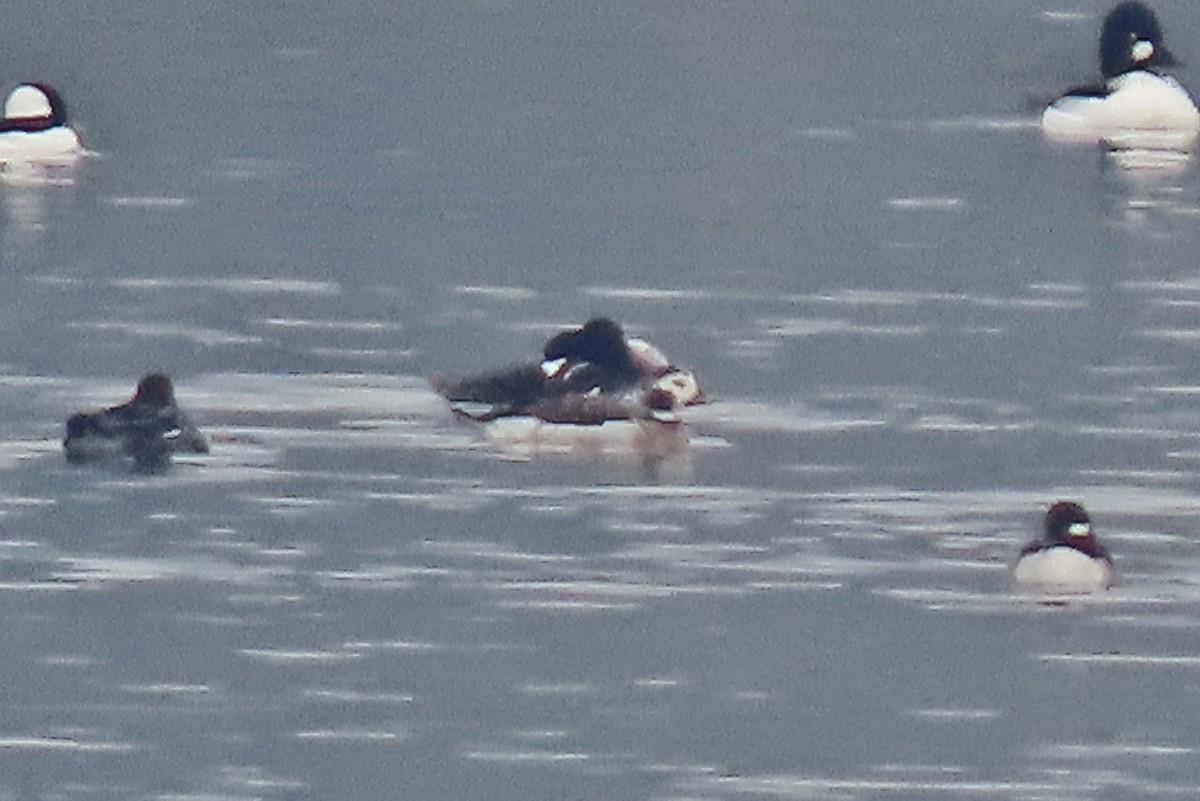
1012,546 -> 1114,590
1013,502 -> 1115,593
0,84 -> 82,165
0,126 -> 81,161
1042,72 -> 1200,147
1041,2 -> 1200,148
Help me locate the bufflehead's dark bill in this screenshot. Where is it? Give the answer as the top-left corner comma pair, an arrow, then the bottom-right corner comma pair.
1012,501 -> 1115,592
64,373 -> 209,472
1042,2 -> 1200,148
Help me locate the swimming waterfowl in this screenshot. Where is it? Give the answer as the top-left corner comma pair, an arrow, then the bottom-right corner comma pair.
64,373 -> 209,471
1012,501 -> 1115,592
0,83 -> 83,163
452,385 -> 682,425
477,387 -> 690,466
541,317 -> 644,394
430,317 -> 706,423
1041,2 -> 1200,148
428,362 -> 556,415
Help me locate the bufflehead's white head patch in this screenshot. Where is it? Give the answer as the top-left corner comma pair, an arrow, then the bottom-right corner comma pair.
1,83 -> 70,130
5,85 -> 54,120
1130,39 -> 1154,64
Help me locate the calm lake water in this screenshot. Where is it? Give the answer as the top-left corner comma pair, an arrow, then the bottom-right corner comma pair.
4,1 -> 1200,799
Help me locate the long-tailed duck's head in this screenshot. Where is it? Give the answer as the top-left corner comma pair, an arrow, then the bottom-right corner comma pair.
1100,2 -> 1174,79
1043,501 -> 1107,557
2,83 -> 69,132
653,369 -> 707,406
642,387 -> 682,424
133,373 -> 176,407
543,318 -> 630,368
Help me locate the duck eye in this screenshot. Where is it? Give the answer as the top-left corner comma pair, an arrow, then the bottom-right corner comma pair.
1131,39 -> 1154,62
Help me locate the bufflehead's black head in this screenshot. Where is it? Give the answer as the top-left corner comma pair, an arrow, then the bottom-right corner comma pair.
1100,2 -> 1176,79
2,83 -> 68,129
543,318 -> 629,367
1043,501 -> 1108,558
133,373 -> 176,408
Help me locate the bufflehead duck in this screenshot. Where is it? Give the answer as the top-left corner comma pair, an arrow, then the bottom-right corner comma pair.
430,317 -> 706,422
1012,501 -> 1115,592
1042,2 -> 1200,148
0,83 -> 83,163
64,373 -> 209,471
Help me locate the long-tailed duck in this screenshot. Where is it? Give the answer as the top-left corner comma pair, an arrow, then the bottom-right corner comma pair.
64,373 -> 209,471
430,317 -> 706,422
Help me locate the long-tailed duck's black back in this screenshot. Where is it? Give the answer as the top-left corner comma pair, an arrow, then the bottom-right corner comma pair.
64,373 -> 208,470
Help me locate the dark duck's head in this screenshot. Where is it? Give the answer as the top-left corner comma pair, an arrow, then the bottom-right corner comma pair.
1100,1 -> 1176,79
1041,501 -> 1108,559
132,373 -> 177,408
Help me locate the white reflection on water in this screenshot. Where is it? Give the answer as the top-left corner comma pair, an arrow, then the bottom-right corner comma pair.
100,196 -> 192,209
1042,743 -> 1194,758
478,416 -> 694,468
240,648 -> 363,664
1040,654 -> 1200,667
120,683 -> 211,696
66,320 -> 261,347
0,736 -> 139,753
110,276 -> 340,295
465,748 -> 589,762
886,196 -> 965,211
302,689 -> 415,703
294,728 -> 406,742
757,317 -> 927,338
52,556 -> 291,585
676,771 -> 1192,799
455,284 -> 539,301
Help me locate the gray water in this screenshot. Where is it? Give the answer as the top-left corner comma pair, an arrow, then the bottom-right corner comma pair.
4,1 -> 1200,799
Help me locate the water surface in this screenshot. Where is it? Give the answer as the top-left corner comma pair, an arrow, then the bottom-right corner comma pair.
4,1 -> 1200,799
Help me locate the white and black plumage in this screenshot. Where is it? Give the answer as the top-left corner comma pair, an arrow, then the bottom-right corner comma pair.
64,373 -> 209,471
1042,2 -> 1200,148
0,83 -> 83,163
430,317 -> 705,424
1013,501 -> 1115,592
